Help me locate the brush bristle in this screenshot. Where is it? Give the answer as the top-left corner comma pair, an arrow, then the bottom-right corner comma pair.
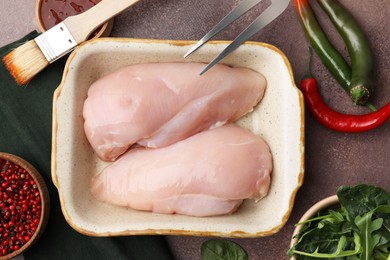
2,40 -> 49,85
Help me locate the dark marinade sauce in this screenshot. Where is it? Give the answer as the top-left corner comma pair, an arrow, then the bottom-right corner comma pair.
40,0 -> 101,29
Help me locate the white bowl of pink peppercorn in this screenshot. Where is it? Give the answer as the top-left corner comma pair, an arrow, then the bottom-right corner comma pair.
0,152 -> 50,260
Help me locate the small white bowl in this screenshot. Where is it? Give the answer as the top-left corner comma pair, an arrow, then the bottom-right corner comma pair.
51,38 -> 305,238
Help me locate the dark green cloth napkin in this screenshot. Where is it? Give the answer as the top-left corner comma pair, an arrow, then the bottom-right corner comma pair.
0,32 -> 174,260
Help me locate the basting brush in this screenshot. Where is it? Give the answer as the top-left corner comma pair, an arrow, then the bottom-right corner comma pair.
3,0 -> 139,85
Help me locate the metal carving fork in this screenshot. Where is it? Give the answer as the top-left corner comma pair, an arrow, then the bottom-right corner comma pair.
184,0 -> 290,75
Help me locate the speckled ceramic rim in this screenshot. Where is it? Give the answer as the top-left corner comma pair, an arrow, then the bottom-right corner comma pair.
0,153 -> 50,260
289,195 -> 339,259
35,0 -> 114,38
51,38 -> 305,238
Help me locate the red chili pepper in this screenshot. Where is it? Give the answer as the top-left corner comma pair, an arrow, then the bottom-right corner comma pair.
301,77 -> 390,133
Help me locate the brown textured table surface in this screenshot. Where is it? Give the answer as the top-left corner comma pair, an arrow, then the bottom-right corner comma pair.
1,1 -> 389,259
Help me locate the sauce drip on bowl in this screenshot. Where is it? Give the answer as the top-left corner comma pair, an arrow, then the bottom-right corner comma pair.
40,0 -> 101,30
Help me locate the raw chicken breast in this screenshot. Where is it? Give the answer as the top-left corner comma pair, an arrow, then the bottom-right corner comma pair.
83,62 -> 266,161
91,124 -> 272,217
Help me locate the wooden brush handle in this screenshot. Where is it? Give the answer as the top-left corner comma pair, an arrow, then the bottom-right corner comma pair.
63,0 -> 140,43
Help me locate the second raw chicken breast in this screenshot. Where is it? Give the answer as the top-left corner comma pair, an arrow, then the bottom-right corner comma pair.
91,124 -> 273,217
83,62 -> 267,161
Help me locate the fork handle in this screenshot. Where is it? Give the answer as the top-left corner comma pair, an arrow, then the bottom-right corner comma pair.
64,0 -> 140,43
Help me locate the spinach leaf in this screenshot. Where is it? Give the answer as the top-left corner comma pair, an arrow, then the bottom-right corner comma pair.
289,218 -> 358,259
201,239 -> 248,260
373,243 -> 390,260
337,184 -> 390,225
373,206 -> 390,249
293,233 -> 361,259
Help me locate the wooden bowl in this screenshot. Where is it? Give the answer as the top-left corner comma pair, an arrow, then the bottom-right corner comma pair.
0,152 -> 50,260
289,195 -> 339,260
35,0 -> 113,39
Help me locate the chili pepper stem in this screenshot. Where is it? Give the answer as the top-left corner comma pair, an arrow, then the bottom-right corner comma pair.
350,85 -> 370,106
366,102 -> 377,112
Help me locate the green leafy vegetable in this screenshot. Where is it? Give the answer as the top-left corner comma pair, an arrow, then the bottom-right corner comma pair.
201,239 -> 248,260
288,184 -> 390,259
338,185 -> 390,251
292,233 -> 361,258
355,212 -> 382,259
337,185 -> 390,225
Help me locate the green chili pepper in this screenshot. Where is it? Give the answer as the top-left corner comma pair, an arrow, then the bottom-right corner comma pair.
294,0 -> 351,88
294,0 -> 374,106
317,0 -> 374,106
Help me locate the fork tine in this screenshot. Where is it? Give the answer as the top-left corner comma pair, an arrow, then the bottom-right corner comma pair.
184,0 -> 263,58
199,0 -> 289,75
